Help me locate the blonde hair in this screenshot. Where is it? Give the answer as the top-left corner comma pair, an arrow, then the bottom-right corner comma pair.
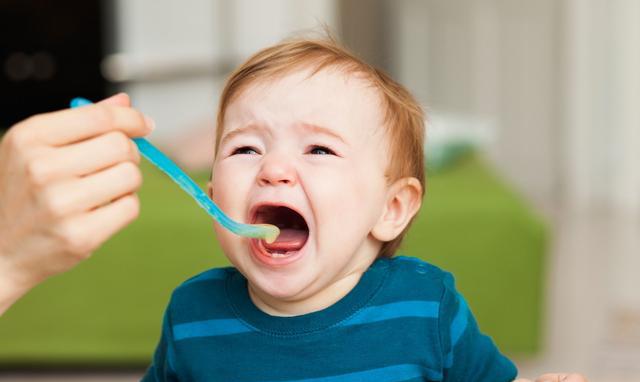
214,36 -> 425,258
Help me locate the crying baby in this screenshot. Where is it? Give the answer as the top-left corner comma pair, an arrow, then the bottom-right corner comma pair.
143,36 -> 519,382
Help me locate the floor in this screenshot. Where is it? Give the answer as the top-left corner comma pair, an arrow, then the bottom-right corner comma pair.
515,204 -> 640,381
2,205 -> 639,382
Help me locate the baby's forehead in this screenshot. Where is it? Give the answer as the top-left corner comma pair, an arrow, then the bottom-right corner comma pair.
224,67 -> 386,138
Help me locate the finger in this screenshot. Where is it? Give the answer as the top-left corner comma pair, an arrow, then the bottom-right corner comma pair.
31,131 -> 140,183
61,193 -> 140,255
535,373 -> 588,382
42,161 -> 142,217
23,104 -> 154,146
97,93 -> 131,107
536,374 -> 567,382
565,374 -> 588,382
513,379 -> 533,382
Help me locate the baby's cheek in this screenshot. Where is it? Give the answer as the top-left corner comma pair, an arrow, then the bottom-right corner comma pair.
210,168 -> 250,221
319,184 -> 369,241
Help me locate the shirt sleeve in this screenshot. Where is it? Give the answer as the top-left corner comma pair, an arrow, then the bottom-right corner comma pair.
141,308 -> 181,382
438,272 -> 518,381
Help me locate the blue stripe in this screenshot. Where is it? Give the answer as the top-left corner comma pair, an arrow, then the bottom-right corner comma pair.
444,294 -> 469,368
450,296 -> 468,345
173,318 -> 252,341
340,300 -> 439,327
444,351 -> 453,369
173,300 -> 439,341
258,363 -> 441,382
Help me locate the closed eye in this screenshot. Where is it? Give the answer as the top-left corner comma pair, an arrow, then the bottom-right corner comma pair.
308,145 -> 337,156
231,146 -> 260,155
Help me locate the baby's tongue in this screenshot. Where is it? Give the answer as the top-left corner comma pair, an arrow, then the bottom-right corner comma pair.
262,228 -> 307,252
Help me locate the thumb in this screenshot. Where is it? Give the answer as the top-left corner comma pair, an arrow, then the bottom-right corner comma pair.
97,92 -> 131,107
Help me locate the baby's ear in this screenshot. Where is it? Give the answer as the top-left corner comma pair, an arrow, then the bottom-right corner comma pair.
371,177 -> 422,242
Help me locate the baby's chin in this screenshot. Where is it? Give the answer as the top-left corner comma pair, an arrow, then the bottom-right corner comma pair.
247,266 -> 318,301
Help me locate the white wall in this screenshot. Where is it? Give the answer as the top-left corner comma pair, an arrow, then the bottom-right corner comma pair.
390,0 -> 561,206
564,0 -> 640,216
390,0 -> 640,216
230,0 -> 337,59
112,0 -> 224,142
111,0 -> 337,143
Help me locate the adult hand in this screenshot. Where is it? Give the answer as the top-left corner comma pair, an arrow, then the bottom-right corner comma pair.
514,373 -> 589,382
0,93 -> 153,315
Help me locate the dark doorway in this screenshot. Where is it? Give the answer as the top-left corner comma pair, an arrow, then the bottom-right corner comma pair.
0,0 -> 110,130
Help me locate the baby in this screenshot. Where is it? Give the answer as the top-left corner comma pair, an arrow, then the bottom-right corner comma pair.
142,37 -> 582,382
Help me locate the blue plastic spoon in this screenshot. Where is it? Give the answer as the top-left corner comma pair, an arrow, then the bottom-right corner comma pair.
70,97 -> 279,243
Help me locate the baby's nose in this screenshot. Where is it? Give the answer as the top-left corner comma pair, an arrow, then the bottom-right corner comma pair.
256,154 -> 297,187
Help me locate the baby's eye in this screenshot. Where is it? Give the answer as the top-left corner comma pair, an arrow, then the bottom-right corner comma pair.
231,146 -> 259,155
308,145 -> 336,156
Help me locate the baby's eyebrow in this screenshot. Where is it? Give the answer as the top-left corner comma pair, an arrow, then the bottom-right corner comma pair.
219,123 -> 346,146
299,123 -> 346,144
219,124 -> 271,147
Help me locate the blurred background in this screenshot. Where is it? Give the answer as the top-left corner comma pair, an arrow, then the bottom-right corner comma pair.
1,0 -> 639,381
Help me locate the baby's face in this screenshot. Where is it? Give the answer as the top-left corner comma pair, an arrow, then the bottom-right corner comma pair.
209,68 -> 390,305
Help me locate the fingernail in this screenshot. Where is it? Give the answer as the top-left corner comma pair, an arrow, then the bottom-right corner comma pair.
144,115 -> 156,131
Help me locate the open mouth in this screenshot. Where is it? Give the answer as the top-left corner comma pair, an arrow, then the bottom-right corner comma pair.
252,205 -> 309,258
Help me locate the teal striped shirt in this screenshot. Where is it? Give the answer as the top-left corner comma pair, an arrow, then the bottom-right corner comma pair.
143,256 -> 517,381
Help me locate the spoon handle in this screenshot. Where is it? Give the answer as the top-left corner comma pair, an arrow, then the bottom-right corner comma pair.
70,97 -> 279,243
